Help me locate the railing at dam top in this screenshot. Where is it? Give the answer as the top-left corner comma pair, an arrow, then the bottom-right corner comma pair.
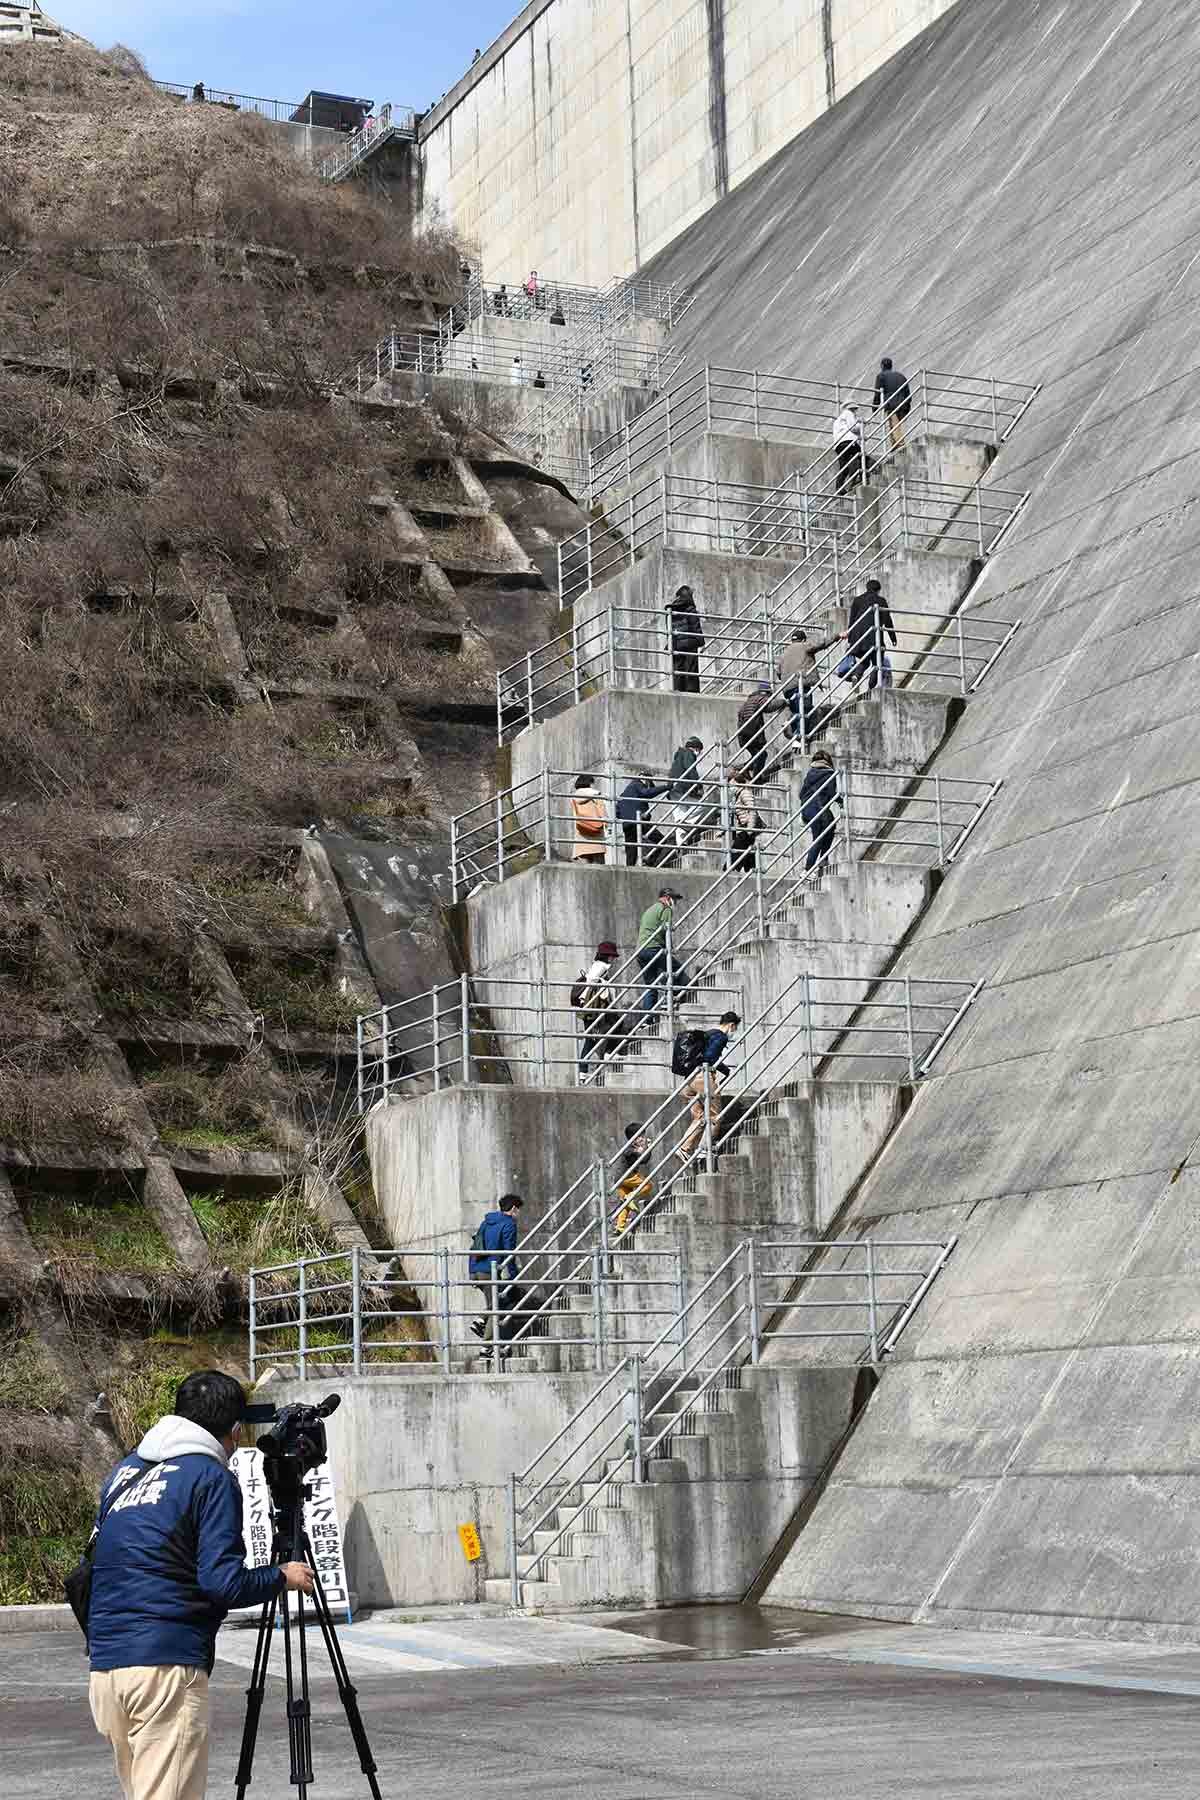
587,364 -> 1041,501
555,470 -> 1029,609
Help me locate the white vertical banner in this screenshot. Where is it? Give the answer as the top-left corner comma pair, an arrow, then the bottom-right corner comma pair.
231,1448 -> 353,1624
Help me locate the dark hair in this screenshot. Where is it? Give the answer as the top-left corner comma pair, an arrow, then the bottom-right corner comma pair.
175,1371 -> 246,1439
499,1193 -> 523,1211
881,356 -> 893,370
791,630 -> 807,642
866,578 -> 881,593
574,774 -> 594,790
812,749 -> 833,766
719,1011 -> 741,1028
685,735 -> 703,749
624,1122 -> 643,1140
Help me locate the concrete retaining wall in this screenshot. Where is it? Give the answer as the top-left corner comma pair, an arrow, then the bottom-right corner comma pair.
417,0 -> 965,283
271,1365 -> 857,1607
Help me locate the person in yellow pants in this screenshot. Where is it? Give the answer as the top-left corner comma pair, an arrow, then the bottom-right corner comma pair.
675,1013 -> 740,1164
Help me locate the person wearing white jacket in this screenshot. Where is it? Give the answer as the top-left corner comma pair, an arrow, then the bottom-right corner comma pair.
831,404 -> 864,494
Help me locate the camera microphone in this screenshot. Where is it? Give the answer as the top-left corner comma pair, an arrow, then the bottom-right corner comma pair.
315,1395 -> 341,1419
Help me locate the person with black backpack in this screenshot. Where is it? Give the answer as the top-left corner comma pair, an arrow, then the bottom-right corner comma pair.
673,1013 -> 740,1165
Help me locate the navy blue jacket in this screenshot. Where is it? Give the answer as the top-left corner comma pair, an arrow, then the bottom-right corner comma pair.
699,1028 -> 733,1076
616,777 -> 667,822
89,1416 -> 283,1674
469,1209 -> 519,1281
799,765 -> 840,823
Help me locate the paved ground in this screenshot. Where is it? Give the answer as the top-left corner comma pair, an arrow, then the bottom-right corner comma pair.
6,1607 -> 1200,1797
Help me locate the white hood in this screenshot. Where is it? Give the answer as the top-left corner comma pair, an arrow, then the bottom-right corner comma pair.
138,1414 -> 229,1467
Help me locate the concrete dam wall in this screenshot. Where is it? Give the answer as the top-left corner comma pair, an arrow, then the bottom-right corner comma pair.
635,0 -> 1200,1639
417,0 -> 964,285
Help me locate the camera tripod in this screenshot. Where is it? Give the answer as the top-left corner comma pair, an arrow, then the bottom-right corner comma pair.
233,1491 -> 382,1799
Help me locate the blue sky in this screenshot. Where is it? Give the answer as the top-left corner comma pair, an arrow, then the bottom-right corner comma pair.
55,0 -> 515,111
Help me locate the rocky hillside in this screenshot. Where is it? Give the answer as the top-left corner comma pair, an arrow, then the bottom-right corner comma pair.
0,34 -> 581,1599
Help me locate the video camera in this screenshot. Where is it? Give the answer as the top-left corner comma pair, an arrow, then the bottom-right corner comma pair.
243,1393 -> 341,1517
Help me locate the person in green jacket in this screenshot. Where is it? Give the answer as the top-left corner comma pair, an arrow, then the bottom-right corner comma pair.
637,887 -> 691,1012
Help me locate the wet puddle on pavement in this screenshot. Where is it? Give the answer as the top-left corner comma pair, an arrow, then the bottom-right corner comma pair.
606,1603 -> 883,1658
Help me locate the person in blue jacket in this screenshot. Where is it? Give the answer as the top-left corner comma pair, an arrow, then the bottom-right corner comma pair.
87,1369 -> 313,1800
616,769 -> 668,865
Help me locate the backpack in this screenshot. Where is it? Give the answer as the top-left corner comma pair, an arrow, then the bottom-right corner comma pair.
570,971 -> 595,1009
671,1028 -> 707,1076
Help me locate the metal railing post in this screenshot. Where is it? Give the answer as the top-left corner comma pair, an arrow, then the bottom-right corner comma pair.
355,1014 -> 365,1115
508,1471 -> 521,1606
665,923 -> 676,1041
747,1239 -> 761,1365
803,970 -> 815,1072
592,1247 -> 605,1369
975,484 -> 985,557
438,1248 -> 453,1371
866,1238 -> 880,1362
631,1356 -> 645,1482
607,608 -> 617,685
674,1247 -> 686,1348
753,367 -> 761,438
904,974 -> 916,1082
597,1158 -> 610,1250
298,1259 -> 308,1380
538,975 -> 548,1084
717,739 -> 731,865
957,615 -> 968,694
351,1245 -> 362,1375
460,974 -> 471,1083
704,365 -> 712,431
920,368 -> 929,435
524,651 -> 535,735
665,387 -> 673,457
990,373 -> 999,444
450,815 -> 460,901
381,1002 -> 392,1099
541,764 -> 553,863
490,1262 -> 502,1367
703,1062 -> 717,1173
934,775 -> 946,864
572,618 -> 583,704
249,1269 -> 258,1381
753,849 -> 766,937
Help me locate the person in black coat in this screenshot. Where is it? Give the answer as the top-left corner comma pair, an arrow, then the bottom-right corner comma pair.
666,585 -> 704,692
616,769 -> 669,865
845,579 -> 897,691
798,749 -> 841,872
736,683 -> 785,782
873,356 -> 912,452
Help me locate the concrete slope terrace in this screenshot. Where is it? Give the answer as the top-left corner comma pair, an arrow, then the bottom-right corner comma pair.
638,0 -> 1200,1640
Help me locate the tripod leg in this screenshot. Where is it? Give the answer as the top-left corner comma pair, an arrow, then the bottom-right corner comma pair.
299,1528 -> 383,1800
280,1572 -> 314,1795
234,1592 -> 278,1800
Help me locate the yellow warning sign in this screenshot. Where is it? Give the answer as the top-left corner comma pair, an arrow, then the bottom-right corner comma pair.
457,1522 -> 482,1563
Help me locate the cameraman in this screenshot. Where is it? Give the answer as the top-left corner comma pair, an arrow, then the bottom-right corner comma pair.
87,1370 -> 313,1800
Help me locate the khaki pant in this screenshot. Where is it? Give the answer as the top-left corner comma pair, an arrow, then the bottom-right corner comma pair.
679,1068 -> 721,1160
887,410 -> 906,450
90,1665 -> 210,1800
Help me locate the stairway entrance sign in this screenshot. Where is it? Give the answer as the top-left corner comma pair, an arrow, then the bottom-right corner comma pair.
232,1446 -> 353,1622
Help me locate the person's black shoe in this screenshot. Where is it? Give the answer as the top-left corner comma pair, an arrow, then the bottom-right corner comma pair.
470,1319 -> 486,1339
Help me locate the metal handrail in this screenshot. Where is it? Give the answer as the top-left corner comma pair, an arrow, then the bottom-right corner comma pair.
506,1231 -> 958,1596
556,470 -> 1029,609
319,102 -> 419,181
154,81 -> 310,122
449,753 -> 999,899
588,362 -> 1041,501
248,1243 -> 687,1379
